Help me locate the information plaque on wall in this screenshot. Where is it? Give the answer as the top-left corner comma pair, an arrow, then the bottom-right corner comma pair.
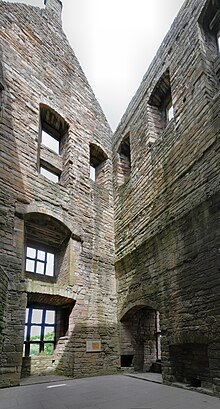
86,340 -> 102,352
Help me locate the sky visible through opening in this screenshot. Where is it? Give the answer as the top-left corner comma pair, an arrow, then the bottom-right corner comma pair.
6,0 -> 185,130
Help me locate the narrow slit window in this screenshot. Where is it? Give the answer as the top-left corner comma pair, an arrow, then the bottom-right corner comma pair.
166,101 -> 174,123
148,69 -> 174,133
217,32 -> 220,52
89,143 -> 108,185
90,165 -> 96,181
117,133 -> 131,186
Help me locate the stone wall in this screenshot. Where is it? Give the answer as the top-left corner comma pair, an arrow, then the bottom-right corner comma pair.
1,0 -> 219,393
0,0 -> 118,387
113,0 -> 220,394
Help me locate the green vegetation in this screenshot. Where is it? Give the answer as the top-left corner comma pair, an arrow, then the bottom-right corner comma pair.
29,332 -> 54,356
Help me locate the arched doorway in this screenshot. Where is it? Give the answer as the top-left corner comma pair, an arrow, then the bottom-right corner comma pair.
120,306 -> 161,373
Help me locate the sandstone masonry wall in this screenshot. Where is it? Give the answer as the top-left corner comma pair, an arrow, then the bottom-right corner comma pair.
0,0 -> 118,387
113,0 -> 220,393
1,0 -> 220,394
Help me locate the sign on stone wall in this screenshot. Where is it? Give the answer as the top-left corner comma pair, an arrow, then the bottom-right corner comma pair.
86,340 -> 101,352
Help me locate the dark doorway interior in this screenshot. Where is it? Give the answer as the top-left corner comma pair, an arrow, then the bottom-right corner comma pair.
121,354 -> 134,367
169,343 -> 210,387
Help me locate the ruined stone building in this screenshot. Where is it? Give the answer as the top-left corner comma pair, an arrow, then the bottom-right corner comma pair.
0,0 -> 220,395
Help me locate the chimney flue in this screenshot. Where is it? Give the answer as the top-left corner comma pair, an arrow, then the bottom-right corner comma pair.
44,0 -> 63,24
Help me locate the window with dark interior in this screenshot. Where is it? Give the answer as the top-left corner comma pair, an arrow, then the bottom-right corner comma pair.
148,69 -> 174,134
117,133 -> 131,186
39,104 -> 69,183
89,143 -> 108,184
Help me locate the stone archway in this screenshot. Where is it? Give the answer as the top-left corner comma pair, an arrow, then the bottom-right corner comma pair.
120,306 -> 161,373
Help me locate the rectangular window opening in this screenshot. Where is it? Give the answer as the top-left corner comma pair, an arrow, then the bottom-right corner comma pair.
90,165 -> 96,181
155,311 -> 161,361
25,246 -> 55,277
166,102 -> 174,123
32,309 -> 43,324
38,105 -> 70,186
217,32 -> 220,53
89,143 -> 108,185
40,166 -> 60,183
41,129 -> 60,154
24,307 -> 56,357
45,310 -> 55,325
148,69 -> 174,135
117,133 -> 131,186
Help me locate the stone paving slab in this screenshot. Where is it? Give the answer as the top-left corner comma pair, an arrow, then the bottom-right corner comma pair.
124,372 -> 163,384
0,375 -> 220,409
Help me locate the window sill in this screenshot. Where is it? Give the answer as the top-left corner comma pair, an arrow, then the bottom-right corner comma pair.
27,355 -> 55,360
25,271 -> 56,283
39,173 -> 60,184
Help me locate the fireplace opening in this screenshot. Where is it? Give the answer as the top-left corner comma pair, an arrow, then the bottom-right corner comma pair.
169,343 -> 210,386
190,377 -> 201,387
121,354 -> 134,367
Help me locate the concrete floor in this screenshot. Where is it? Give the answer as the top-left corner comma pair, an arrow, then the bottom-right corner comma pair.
0,374 -> 220,409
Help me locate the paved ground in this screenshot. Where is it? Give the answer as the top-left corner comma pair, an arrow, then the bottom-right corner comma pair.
20,374 -> 71,386
0,374 -> 220,409
124,372 -> 162,384
19,372 -> 163,387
